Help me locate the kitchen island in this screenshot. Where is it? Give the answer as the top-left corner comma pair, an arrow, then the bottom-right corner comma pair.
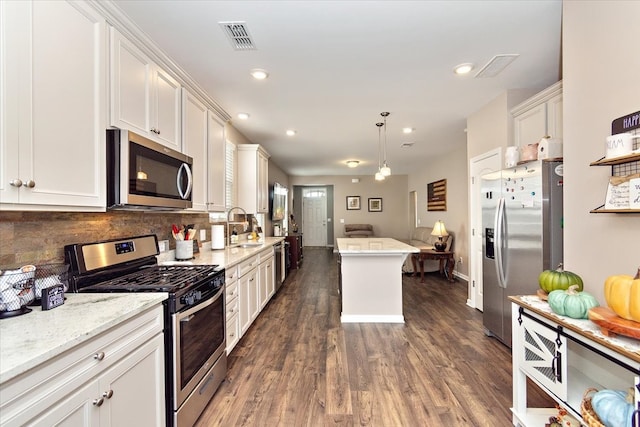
337,238 -> 418,323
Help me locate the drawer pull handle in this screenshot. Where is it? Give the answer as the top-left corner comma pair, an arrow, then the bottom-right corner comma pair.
103,389 -> 114,399
93,397 -> 104,407
94,351 -> 105,361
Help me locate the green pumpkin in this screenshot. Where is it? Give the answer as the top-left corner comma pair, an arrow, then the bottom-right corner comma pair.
547,285 -> 599,319
592,389 -> 634,427
538,263 -> 584,293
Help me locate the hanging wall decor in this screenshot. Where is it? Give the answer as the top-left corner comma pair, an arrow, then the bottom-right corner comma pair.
368,198 -> 382,212
346,196 -> 361,210
427,179 -> 447,211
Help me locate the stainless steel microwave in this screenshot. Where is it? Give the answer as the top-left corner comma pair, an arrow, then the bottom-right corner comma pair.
107,129 -> 193,209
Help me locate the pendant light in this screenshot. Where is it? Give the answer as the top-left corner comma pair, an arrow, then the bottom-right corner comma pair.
380,112 -> 391,177
375,122 -> 385,181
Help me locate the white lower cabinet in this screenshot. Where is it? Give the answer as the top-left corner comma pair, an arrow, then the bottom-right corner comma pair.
259,248 -> 275,309
225,267 -> 240,354
0,306 -> 165,427
511,300 -> 639,427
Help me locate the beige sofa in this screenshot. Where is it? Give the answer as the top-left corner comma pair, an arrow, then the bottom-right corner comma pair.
344,224 -> 374,237
402,226 -> 454,273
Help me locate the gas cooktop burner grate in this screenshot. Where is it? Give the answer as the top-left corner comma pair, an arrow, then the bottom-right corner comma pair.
81,265 -> 219,292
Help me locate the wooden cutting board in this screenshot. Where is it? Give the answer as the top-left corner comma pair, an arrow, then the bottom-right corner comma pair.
588,307 -> 640,339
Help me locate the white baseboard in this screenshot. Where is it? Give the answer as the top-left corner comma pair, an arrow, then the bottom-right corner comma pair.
340,314 -> 405,323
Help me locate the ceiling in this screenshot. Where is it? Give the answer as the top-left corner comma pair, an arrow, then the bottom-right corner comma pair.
110,0 -> 562,177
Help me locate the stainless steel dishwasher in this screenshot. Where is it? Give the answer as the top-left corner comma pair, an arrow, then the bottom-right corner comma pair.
274,241 -> 286,291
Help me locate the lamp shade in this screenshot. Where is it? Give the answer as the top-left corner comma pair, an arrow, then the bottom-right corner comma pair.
431,220 -> 448,237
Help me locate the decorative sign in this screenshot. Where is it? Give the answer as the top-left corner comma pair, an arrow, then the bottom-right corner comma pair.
604,173 -> 640,209
427,179 -> 447,211
612,110 -> 640,134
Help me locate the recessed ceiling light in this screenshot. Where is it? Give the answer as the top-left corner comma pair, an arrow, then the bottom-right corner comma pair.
250,68 -> 269,80
286,129 -> 296,136
346,160 -> 359,168
237,112 -> 250,120
402,127 -> 414,134
454,63 -> 474,75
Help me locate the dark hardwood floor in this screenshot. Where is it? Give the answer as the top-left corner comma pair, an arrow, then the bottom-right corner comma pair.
196,248 -> 552,426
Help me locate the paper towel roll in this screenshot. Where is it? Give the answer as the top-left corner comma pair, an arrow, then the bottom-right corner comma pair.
538,137 -> 563,160
211,225 -> 225,249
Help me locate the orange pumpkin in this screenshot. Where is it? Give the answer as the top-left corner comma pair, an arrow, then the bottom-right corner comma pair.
604,268 -> 640,322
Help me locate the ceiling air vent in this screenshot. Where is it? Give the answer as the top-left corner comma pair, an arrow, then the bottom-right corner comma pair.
475,54 -> 520,78
219,21 -> 256,50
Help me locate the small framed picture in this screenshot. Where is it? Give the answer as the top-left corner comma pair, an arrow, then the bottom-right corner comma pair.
368,198 -> 382,212
346,196 -> 361,210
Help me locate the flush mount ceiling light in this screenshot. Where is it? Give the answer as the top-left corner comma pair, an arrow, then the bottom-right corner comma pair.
237,112 -> 250,120
346,160 -> 359,168
453,63 -> 474,75
286,129 -> 296,136
250,68 -> 269,80
402,127 -> 414,134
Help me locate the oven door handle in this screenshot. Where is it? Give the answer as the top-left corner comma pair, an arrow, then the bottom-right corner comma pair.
176,286 -> 224,321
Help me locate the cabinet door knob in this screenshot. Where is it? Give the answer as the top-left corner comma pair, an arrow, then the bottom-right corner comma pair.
23,180 -> 35,188
93,397 -> 104,407
102,389 -> 114,399
94,351 -> 105,361
9,179 -> 23,187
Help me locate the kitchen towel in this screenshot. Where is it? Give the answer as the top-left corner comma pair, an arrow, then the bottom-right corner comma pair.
211,225 -> 225,249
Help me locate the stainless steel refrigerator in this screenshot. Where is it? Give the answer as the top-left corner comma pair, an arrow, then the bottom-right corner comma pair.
481,159 -> 564,347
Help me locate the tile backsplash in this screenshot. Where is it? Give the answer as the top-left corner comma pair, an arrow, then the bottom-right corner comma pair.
0,211 -> 210,267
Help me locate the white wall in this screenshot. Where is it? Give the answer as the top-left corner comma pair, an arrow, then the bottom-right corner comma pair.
563,1 -> 640,303
291,174 -> 409,246
408,145 -> 469,277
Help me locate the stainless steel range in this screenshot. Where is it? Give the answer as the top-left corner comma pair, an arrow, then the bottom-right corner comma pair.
64,234 -> 226,427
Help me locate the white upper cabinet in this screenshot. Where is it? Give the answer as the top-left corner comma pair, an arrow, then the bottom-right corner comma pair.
110,28 -> 181,151
207,112 -> 226,212
182,89 -> 208,211
512,81 -> 563,147
0,0 -> 106,210
237,144 -> 270,214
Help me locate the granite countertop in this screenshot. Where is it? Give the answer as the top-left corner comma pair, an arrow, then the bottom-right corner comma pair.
158,237 -> 285,267
0,238 -> 283,384
0,293 -> 167,384
336,237 -> 420,255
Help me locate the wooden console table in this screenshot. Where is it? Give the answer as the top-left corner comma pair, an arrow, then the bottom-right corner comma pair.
412,249 -> 454,283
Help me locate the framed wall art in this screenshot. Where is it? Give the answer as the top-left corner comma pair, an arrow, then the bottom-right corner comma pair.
427,179 -> 447,211
346,196 -> 361,210
368,198 -> 382,212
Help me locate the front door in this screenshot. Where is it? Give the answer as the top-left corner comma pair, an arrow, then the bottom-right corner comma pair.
302,188 -> 327,246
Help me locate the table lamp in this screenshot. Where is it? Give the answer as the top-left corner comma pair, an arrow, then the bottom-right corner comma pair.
431,220 -> 448,252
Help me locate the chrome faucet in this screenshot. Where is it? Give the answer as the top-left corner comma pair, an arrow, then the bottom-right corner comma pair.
227,206 -> 248,246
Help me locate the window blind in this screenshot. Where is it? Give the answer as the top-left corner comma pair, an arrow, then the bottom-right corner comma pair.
225,141 -> 237,209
